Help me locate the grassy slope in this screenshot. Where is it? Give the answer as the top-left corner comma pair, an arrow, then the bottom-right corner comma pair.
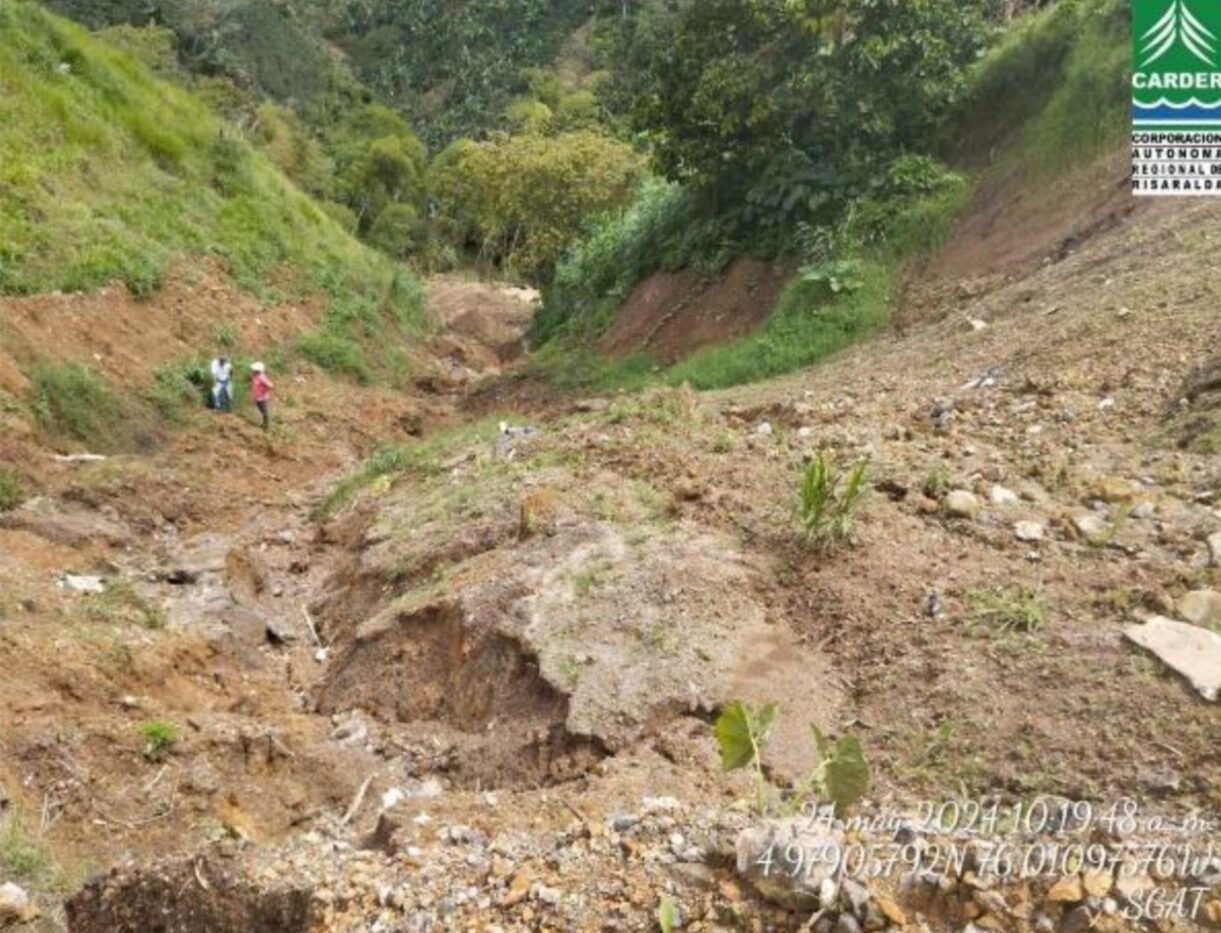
0,0 -> 422,321
0,1 -> 430,445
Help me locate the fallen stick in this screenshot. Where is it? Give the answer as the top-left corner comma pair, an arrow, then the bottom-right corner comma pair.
301,606 -> 323,648
341,775 -> 374,826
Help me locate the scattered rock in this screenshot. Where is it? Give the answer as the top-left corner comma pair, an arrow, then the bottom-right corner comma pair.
1209,531 -> 1221,568
1178,589 -> 1221,628
1130,501 -> 1156,520
735,818 -> 844,910
1072,513 -> 1109,544
1014,521 -> 1045,542
1124,616 -> 1221,701
1046,875 -> 1084,903
989,485 -> 1019,506
58,574 -> 105,594
0,883 -> 35,924
755,421 -> 773,436
945,490 -> 982,519
1081,869 -> 1112,898
1090,476 -> 1136,503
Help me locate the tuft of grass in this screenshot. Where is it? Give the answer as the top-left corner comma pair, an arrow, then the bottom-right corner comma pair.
84,579 -> 166,630
795,452 -> 869,548
923,463 -> 951,499
139,718 -> 180,760
0,467 -> 23,511
0,813 -> 53,885
968,586 -> 1047,634
572,559 -> 613,599
30,362 -> 123,448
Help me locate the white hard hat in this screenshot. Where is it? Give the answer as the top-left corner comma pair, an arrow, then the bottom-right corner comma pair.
251,361 -> 265,373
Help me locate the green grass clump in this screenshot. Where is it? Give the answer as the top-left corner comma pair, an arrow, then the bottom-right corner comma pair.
85,579 -> 166,630
139,718 -> 180,760
795,452 -> 869,548
0,468 -> 23,511
0,813 -> 52,884
968,586 -> 1047,634
30,362 -> 123,447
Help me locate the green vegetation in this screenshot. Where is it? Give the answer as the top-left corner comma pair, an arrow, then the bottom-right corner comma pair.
794,453 -> 870,548
429,130 -> 644,280
314,416 -> 506,520
968,586 -> 1047,635
952,0 -> 1129,175
715,700 -> 778,815
0,813 -> 53,885
0,468 -> 23,512
714,700 -> 869,815
85,580 -> 166,630
139,718 -> 181,761
0,1 -> 426,380
657,897 -> 680,933
30,362 -> 123,448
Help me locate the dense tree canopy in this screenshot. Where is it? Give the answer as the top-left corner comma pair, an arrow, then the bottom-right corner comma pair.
631,0 -> 989,227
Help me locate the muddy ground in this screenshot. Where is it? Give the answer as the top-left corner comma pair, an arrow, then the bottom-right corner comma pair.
1,153 -> 1219,932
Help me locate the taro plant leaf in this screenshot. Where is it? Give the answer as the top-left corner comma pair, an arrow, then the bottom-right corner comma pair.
658,897 -> 680,932
809,726 -> 869,813
715,701 -> 778,771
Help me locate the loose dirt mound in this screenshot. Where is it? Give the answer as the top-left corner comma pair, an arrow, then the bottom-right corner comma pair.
599,258 -> 792,363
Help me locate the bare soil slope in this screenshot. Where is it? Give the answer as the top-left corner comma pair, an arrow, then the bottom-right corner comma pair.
1,156 -> 1219,933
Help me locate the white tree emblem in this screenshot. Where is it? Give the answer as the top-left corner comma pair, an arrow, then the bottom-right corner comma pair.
1142,0 -> 1216,66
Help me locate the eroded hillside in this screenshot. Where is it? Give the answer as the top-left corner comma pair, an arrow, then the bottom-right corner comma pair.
1,137 -> 1217,933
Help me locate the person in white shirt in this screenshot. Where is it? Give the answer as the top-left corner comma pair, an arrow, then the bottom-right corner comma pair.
209,356 -> 233,412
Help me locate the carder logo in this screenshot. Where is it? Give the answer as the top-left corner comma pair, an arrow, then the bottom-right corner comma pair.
1132,0 -> 1221,194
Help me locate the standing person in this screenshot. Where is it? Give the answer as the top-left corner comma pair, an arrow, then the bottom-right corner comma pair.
250,361 -> 273,431
209,355 -> 233,412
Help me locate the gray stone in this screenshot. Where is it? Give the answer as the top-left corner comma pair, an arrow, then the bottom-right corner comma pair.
735,818 -> 844,910
1179,590 -> 1221,628
1130,501 -> 1156,520
989,485 -> 1019,506
835,912 -> 863,933
1209,531 -> 1221,568
1073,513 -> 1109,543
1014,521 -> 1045,542
1125,616 -> 1221,701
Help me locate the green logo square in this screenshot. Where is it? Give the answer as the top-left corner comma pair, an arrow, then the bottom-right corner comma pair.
1133,0 -> 1221,127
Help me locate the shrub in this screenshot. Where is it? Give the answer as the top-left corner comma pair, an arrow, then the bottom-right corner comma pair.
298,328 -> 373,384
428,129 -> 645,281
30,362 -> 122,448
139,718 -> 180,760
0,468 -> 23,512
795,452 -> 869,547
368,203 -> 426,258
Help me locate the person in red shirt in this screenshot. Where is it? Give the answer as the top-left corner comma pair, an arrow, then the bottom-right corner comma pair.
250,361 -> 274,431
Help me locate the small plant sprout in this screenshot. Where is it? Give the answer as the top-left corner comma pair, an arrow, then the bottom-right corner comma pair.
657,897 -> 680,932
714,700 -> 778,814
139,719 -> 180,761
806,726 -> 870,813
795,452 -> 869,547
